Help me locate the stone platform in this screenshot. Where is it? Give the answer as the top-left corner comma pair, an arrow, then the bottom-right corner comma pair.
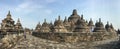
32,32 -> 116,43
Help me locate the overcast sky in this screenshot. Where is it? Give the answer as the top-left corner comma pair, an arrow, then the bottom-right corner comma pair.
0,0 -> 120,29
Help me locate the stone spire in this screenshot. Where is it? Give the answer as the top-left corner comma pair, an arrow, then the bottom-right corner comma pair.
42,19 -> 48,26
88,18 -> 94,26
74,18 -> 90,33
117,29 -> 120,34
35,22 -> 41,29
81,14 -> 83,19
58,15 -> 61,20
105,21 -> 109,29
85,20 -> 88,25
86,20 -> 88,23
107,21 -> 109,24
72,9 -> 77,15
16,18 -> 22,27
49,21 -> 54,29
7,11 -> 11,18
54,15 -> 63,26
53,16 -> 68,33
49,21 -> 53,26
98,18 -> 103,27
40,19 -> 50,33
17,18 -> 20,23
110,23 -> 114,29
38,22 -> 41,26
35,22 -> 41,32
93,18 -> 106,32
64,16 -> 67,22
105,21 -> 114,32
99,18 -> 101,22
15,18 -> 23,32
44,19 -> 46,23
88,18 -> 94,32
7,11 -> 11,16
63,16 -> 71,32
1,11 -> 15,33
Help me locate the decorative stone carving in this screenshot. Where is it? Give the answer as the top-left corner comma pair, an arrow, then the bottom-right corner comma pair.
93,18 -> 106,32
74,15 -> 90,33
53,16 -> 68,33
40,19 -> 50,33
35,22 -> 41,32
68,9 -> 80,23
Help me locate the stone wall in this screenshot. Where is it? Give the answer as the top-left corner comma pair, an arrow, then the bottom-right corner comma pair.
32,32 -> 117,43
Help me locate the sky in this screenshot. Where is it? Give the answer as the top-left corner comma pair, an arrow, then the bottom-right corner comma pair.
0,0 -> 120,29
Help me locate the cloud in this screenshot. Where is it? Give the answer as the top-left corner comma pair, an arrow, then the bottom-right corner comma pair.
15,1 -> 43,12
19,2 -> 44,9
14,1 -> 53,16
11,0 -> 54,29
18,2 -> 31,9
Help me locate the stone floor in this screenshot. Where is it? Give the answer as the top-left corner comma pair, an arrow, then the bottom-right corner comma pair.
0,34 -> 120,49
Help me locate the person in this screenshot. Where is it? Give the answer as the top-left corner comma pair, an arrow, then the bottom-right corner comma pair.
24,31 -> 26,39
